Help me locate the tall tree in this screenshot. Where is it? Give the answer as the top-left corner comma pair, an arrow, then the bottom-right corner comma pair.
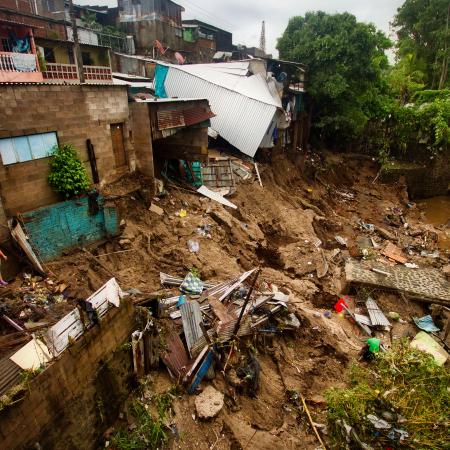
394,0 -> 450,89
277,12 -> 391,145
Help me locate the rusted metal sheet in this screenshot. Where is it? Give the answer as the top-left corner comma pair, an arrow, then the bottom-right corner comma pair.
201,159 -> 235,189
183,106 -> 215,127
157,109 -> 185,130
366,297 -> 391,327
161,332 -> 190,379
0,354 -> 22,396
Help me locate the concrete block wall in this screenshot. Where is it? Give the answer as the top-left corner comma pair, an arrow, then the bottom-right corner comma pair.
381,148 -> 450,199
0,299 -> 136,450
0,84 -> 135,217
21,195 -> 119,261
130,103 -> 155,183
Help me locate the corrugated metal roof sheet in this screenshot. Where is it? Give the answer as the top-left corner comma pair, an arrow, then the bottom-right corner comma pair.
157,109 -> 185,130
162,67 -> 278,157
180,301 -> 204,357
162,63 -> 281,107
0,353 -> 22,396
183,106 -> 215,126
366,297 -> 391,327
160,332 -> 190,378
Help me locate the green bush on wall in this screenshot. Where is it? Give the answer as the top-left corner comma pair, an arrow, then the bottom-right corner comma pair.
48,144 -> 90,199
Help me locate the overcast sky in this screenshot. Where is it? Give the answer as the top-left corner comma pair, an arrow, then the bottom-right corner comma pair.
78,0 -> 405,56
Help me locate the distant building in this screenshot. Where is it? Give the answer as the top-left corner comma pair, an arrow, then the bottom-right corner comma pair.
118,0 -> 184,54
182,19 -> 232,63
0,2 -> 113,83
182,19 -> 232,51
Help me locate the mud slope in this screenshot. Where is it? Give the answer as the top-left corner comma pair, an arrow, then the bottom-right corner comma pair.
46,152 -> 447,449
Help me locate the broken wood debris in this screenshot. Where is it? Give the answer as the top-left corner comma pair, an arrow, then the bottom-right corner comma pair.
153,267 -> 292,394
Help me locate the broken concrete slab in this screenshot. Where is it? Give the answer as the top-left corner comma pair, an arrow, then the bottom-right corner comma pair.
345,260 -> 450,306
195,385 -> 224,419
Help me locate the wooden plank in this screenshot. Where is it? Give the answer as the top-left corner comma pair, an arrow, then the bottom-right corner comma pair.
9,221 -> 45,275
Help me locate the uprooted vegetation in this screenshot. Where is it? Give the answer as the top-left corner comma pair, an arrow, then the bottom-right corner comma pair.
326,342 -> 450,449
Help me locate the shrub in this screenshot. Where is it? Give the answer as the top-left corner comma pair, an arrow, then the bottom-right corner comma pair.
326,341 -> 450,449
48,144 -> 90,199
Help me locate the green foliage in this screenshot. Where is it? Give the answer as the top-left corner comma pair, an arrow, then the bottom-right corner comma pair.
385,91 -> 450,154
48,144 -> 90,199
326,342 -> 450,449
111,387 -> 178,450
82,11 -> 125,37
277,11 -> 391,144
394,0 -> 450,89
37,52 -> 46,72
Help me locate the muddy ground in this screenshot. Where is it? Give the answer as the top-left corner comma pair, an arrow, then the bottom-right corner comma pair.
3,150 -> 449,449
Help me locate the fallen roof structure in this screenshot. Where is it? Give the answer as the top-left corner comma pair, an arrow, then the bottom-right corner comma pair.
345,260 -> 450,306
154,60 -> 283,158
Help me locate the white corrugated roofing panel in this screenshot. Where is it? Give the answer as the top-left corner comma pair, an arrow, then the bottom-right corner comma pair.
163,67 -> 277,157
161,62 -> 281,108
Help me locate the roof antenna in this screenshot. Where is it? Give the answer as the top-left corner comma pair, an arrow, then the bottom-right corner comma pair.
259,20 -> 266,55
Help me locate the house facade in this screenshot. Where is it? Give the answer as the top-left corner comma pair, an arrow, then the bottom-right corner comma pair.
0,83 -> 134,228
0,1 -> 121,84
118,0 -> 184,54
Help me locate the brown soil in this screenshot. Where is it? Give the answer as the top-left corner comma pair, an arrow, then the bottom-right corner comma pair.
4,151 -> 449,449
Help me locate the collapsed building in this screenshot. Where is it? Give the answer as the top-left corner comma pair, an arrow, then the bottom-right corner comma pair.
153,58 -> 307,158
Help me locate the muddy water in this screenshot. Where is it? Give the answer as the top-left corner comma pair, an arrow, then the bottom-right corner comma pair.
417,196 -> 450,250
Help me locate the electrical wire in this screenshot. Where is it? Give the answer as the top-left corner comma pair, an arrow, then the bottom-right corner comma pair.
179,0 -> 237,31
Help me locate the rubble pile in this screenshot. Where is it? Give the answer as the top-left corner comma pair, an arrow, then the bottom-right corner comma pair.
134,267 -> 299,395
0,152 -> 448,449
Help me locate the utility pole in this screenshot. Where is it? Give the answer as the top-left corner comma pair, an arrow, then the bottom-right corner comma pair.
68,0 -> 85,83
259,20 -> 266,56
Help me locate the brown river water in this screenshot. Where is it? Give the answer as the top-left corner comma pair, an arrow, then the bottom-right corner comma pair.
417,196 -> 450,250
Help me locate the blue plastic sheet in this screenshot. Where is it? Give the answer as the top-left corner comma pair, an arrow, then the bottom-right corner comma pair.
413,315 -> 440,333
154,64 -> 168,98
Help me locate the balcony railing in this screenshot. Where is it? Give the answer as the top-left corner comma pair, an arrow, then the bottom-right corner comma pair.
42,63 -> 78,81
84,65 -> 112,82
0,51 -> 43,83
0,51 -> 40,72
42,63 -> 112,83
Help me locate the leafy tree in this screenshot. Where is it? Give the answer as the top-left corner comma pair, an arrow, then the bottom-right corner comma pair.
48,144 -> 90,199
394,0 -> 450,89
277,12 -> 391,145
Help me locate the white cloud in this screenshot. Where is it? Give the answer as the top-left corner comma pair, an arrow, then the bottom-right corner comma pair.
76,0 -> 404,56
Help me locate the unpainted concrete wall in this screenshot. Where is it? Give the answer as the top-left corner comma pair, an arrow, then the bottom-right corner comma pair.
0,299 -> 136,450
0,84 -> 134,219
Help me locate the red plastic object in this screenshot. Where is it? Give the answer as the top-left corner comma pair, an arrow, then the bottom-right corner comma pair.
334,296 -> 349,313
